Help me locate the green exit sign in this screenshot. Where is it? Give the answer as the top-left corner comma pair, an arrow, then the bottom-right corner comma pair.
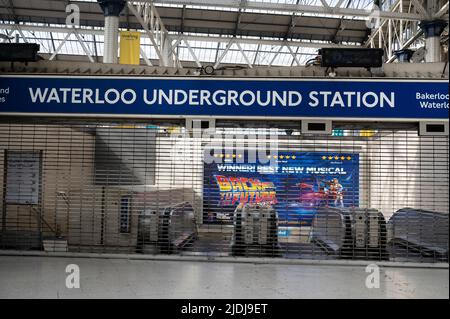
332,129 -> 345,137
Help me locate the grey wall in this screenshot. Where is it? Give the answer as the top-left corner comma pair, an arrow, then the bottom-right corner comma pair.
95,128 -> 157,186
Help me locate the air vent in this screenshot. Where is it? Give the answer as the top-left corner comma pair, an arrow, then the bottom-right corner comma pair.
186,118 -> 216,134
301,120 -> 332,135
419,122 -> 449,136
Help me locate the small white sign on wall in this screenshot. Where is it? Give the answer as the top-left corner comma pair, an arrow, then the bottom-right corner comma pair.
5,151 -> 41,205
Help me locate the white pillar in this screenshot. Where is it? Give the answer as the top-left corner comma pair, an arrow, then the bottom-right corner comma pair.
420,1 -> 447,63
97,0 -> 125,64
419,20 -> 447,63
425,36 -> 442,62
103,15 -> 119,63
161,36 -> 174,67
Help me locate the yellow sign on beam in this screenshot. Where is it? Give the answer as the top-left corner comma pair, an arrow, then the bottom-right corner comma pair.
120,31 -> 141,65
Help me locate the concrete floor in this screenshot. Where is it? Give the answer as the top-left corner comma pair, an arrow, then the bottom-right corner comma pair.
0,256 -> 448,299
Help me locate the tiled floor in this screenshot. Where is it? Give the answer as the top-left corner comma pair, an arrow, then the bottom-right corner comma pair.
0,255 -> 448,299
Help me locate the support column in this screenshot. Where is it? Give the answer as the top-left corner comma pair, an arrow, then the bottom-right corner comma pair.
161,36 -> 174,67
419,19 -> 447,62
97,0 -> 126,64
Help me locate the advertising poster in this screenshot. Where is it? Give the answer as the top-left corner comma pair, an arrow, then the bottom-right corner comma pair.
119,31 -> 141,65
203,151 -> 360,226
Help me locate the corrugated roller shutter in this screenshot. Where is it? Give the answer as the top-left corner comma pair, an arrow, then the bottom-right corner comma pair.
0,118 -> 448,262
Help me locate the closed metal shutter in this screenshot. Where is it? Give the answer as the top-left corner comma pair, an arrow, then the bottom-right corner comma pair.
0,118 -> 448,262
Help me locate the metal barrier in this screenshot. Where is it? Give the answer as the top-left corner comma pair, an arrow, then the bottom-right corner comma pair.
0,119 -> 448,263
137,202 -> 197,254
311,208 -> 388,260
388,208 -> 449,260
231,203 -> 280,257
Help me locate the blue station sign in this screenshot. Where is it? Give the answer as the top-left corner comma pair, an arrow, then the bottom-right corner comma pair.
0,75 -> 448,120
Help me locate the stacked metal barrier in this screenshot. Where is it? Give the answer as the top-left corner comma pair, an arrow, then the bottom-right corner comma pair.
311,208 -> 388,260
231,203 -> 280,257
137,202 -> 197,254
387,208 -> 449,261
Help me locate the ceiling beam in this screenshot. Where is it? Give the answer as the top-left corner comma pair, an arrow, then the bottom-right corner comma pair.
410,0 -> 431,19
180,4 -> 186,34
7,0 -> 18,23
0,1 -> 371,44
284,0 -> 300,40
234,4 -> 244,37
0,23 -> 360,49
331,0 -> 352,44
146,0 -> 427,21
